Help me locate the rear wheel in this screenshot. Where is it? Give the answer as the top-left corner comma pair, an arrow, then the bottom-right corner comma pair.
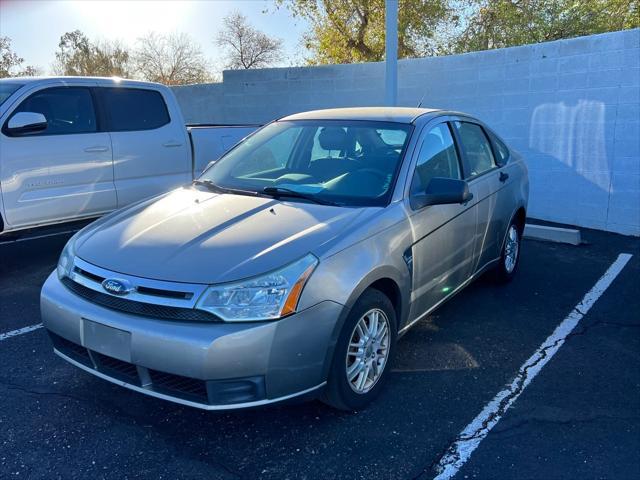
322,289 -> 397,411
494,220 -> 522,282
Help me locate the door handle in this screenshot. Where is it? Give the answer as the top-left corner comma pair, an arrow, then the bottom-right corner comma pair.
84,146 -> 109,153
162,141 -> 183,148
499,172 -> 509,183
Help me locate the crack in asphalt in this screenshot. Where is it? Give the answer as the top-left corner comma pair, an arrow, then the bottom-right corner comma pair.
492,412 -> 640,436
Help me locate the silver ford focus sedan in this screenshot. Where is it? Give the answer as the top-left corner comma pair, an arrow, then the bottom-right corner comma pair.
41,107 -> 528,411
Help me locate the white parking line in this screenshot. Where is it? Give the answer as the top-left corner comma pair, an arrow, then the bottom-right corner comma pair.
0,323 -> 43,342
433,252 -> 633,480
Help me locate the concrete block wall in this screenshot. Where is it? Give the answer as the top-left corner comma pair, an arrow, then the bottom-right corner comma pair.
173,29 -> 640,236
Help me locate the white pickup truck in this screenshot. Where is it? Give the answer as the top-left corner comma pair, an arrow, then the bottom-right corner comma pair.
0,77 -> 257,235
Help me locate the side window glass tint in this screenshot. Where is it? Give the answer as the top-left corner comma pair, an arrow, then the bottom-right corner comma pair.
488,131 -> 510,166
101,88 -> 170,132
410,123 -> 461,198
453,121 -> 496,178
13,87 -> 96,135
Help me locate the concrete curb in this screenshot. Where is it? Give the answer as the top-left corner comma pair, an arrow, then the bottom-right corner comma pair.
524,224 -> 582,245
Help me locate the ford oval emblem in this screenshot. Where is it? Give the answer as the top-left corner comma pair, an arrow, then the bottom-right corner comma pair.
101,278 -> 133,296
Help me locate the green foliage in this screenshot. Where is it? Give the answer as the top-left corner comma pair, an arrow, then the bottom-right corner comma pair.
275,0 -> 457,64
54,30 -> 131,77
455,0 -> 640,52
276,0 -> 638,63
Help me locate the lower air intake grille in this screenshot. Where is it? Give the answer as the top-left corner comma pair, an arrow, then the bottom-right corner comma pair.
148,369 -> 209,402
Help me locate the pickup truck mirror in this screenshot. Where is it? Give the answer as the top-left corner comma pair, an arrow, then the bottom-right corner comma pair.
6,112 -> 48,136
411,177 -> 473,210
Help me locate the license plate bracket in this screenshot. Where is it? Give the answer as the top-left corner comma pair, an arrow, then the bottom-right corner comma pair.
82,319 -> 131,362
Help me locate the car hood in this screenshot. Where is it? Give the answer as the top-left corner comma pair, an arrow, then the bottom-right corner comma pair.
75,187 -> 371,284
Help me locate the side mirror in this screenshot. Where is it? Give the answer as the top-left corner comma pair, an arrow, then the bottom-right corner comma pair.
411,177 -> 473,209
6,112 -> 47,136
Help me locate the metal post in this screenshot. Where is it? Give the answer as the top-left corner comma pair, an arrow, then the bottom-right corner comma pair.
385,0 -> 398,106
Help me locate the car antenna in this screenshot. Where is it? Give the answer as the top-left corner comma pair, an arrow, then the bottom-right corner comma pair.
417,91 -> 426,108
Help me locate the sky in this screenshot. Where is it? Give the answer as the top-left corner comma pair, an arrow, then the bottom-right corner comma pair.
0,0 -> 310,74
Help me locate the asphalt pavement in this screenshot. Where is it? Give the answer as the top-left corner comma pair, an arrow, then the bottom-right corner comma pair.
0,224 -> 638,479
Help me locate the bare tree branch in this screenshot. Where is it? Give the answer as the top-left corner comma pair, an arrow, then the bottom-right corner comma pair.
133,32 -> 212,85
217,11 -> 284,69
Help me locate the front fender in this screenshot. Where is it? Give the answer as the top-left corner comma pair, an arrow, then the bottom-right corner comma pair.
298,217 -> 412,380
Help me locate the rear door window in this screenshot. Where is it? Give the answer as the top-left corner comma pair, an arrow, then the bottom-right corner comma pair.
10,87 -> 97,136
453,121 -> 496,178
99,88 -> 170,132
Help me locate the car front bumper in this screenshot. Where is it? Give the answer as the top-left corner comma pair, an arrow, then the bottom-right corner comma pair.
40,271 -> 343,410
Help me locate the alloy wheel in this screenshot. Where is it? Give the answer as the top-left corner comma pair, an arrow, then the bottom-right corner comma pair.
345,308 -> 391,394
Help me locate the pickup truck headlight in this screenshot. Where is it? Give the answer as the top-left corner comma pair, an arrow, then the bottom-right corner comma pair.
195,254 -> 318,322
57,233 -> 78,280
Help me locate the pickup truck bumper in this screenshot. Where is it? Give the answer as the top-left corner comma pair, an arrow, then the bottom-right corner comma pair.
41,271 -> 343,410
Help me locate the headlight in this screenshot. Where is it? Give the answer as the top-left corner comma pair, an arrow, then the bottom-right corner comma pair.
195,254 -> 318,322
57,233 -> 79,280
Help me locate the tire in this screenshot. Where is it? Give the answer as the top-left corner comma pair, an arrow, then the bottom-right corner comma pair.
494,218 -> 523,283
322,288 -> 397,411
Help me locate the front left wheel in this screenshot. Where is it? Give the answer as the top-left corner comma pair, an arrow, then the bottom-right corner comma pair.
322,289 -> 397,411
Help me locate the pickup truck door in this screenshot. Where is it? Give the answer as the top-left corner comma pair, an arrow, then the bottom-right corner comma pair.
96,87 -> 192,207
406,120 -> 478,320
0,85 -> 116,229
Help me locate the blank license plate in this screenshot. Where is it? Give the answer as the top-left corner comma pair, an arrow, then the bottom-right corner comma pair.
83,319 -> 132,362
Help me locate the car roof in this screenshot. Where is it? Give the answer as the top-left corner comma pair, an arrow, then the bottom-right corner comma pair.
0,76 -> 164,89
280,107 -> 444,124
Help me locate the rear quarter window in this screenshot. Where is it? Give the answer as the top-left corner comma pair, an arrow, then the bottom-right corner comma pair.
487,131 -> 510,166
99,88 -> 170,132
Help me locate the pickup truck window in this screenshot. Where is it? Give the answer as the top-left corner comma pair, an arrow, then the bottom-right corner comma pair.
0,82 -> 24,106
10,87 -> 97,136
99,88 -> 170,132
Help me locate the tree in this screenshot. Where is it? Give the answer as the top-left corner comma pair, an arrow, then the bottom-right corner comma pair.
216,11 -> 284,69
54,30 -> 131,77
133,32 -> 212,85
453,0 -> 639,53
0,36 -> 39,78
274,0 -> 456,64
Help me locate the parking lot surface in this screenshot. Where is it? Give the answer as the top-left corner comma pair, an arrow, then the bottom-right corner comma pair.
1,225 -> 638,479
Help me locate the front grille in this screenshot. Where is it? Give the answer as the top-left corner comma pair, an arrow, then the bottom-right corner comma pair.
61,277 -> 220,323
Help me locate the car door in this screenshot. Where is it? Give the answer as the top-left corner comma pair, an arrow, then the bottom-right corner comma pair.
451,120 -> 504,271
96,87 -> 192,207
405,120 -> 478,319
0,85 -> 116,229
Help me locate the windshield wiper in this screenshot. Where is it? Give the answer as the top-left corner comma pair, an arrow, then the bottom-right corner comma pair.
262,186 -> 340,206
193,180 -> 258,197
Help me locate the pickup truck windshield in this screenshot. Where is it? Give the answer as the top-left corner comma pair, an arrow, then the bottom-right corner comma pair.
199,120 -> 412,207
0,82 -> 25,106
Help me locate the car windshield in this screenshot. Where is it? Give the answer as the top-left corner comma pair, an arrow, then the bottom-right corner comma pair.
0,82 -> 25,106
199,120 -> 413,207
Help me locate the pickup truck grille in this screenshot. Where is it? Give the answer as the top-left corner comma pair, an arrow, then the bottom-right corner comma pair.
62,257 -> 219,323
